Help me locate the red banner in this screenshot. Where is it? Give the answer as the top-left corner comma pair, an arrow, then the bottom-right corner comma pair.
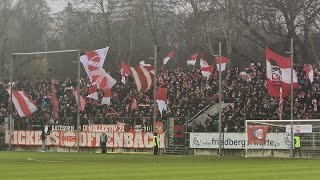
5,130 -> 165,148
174,125 -> 184,139
247,125 -> 269,144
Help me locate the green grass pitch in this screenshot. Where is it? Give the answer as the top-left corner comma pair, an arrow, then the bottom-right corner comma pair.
0,152 -> 320,180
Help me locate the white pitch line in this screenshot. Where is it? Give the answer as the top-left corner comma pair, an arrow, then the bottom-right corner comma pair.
27,158 -> 68,163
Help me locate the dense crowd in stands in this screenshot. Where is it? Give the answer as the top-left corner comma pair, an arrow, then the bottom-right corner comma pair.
0,62 -> 319,132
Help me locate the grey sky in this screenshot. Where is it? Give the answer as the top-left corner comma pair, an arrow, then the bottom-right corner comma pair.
47,0 -> 68,14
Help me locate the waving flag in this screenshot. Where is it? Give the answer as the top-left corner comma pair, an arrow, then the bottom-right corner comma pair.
199,56 -> 214,79
80,47 -> 109,82
131,66 -> 154,92
87,84 -> 98,100
187,53 -> 198,65
101,88 -> 112,105
304,64 -> 314,83
73,89 -> 85,111
199,54 -> 208,67
120,60 -> 131,84
156,87 -> 167,115
51,80 -> 59,117
214,56 -> 228,71
200,65 -> 214,79
80,47 -> 116,103
7,89 -> 37,117
266,47 -> 299,97
163,51 -> 175,65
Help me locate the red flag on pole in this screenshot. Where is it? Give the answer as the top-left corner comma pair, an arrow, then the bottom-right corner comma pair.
163,51 -> 175,65
6,89 -> 37,117
266,47 -> 299,97
73,89 -> 85,111
187,53 -> 198,65
130,66 -> 154,92
51,80 -> 59,118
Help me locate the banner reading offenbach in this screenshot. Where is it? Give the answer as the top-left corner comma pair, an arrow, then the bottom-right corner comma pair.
5,130 -> 165,148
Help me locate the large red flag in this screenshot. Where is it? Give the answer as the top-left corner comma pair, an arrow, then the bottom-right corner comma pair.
7,89 -> 37,117
214,56 -> 228,71
156,87 -> 167,115
266,47 -> 299,97
51,80 -> 58,117
73,89 -> 85,111
163,51 -> 175,65
130,66 -> 154,92
187,53 -> 198,65
120,60 -> 131,84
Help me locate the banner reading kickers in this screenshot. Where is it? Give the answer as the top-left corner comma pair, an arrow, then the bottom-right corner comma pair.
5,130 -> 165,148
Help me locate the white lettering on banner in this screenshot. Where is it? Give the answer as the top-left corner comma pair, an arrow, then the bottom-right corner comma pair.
5,130 -> 165,148
52,125 -> 75,131
285,124 -> 312,133
82,124 -> 124,132
190,133 -> 291,149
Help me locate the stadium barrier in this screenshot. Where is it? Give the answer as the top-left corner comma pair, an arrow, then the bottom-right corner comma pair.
3,116 -> 188,153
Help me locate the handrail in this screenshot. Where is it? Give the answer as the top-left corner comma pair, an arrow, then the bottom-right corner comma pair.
187,101 -> 215,123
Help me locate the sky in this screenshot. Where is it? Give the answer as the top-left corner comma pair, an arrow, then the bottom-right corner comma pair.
47,0 -> 68,14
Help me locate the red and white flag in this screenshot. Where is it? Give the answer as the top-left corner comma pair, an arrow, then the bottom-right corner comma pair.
163,51 -> 175,65
80,47 -> 109,82
187,53 -> 198,65
72,89 -> 85,111
6,89 -> 37,117
156,87 -> 167,115
90,69 -> 116,90
304,64 -> 314,83
120,60 -> 131,84
199,56 -> 214,79
80,47 -> 116,102
199,54 -> 208,67
139,60 -> 151,67
130,66 -> 154,92
51,80 -> 58,117
101,88 -> 112,105
87,84 -> 99,100
200,65 -> 214,79
214,56 -> 228,71
266,47 -> 299,97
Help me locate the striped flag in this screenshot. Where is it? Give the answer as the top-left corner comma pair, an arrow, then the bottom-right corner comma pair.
101,88 -> 112,105
120,60 -> 131,84
214,56 -> 228,71
266,47 -> 299,97
6,89 -> 37,117
51,80 -> 59,117
187,53 -> 198,65
130,66 -> 154,92
72,89 -> 85,111
304,64 -> 314,83
163,51 -> 175,65
156,87 -> 167,116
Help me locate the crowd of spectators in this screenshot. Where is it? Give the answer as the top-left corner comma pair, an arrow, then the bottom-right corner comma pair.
0,62 -> 319,132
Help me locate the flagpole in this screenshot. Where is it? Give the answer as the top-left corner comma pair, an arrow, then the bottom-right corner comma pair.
290,38 -> 294,156
153,45 -> 157,133
279,86 -> 283,120
286,38 -> 294,156
77,50 -> 81,153
9,54 -> 14,151
218,42 -> 222,156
